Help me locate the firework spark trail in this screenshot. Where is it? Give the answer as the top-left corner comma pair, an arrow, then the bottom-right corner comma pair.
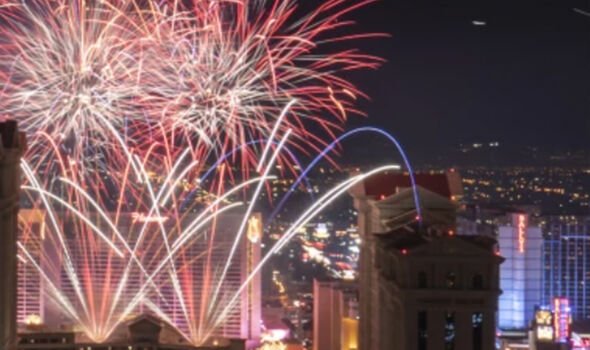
17,242 -> 84,327
130,152 -> 194,335
55,176 -> 178,316
20,161 -> 92,325
104,170 -> 281,341
19,133 -> 213,339
19,135 -> 405,344
256,99 -> 297,172
0,0 -> 148,151
1,0 -> 382,176
130,0 -> 384,169
99,175 -> 278,339
21,156 -> 147,340
105,202 -> 245,341
102,147 -> 201,332
208,164 -> 403,336
21,186 -> 125,257
7,0 -> 388,344
268,127 -> 422,223
20,142 -> 251,341
208,126 -> 293,317
172,177 -> 272,250
180,138 -> 314,211
56,176 -> 176,303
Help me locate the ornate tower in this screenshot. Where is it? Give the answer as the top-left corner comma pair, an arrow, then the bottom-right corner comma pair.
0,120 -> 26,349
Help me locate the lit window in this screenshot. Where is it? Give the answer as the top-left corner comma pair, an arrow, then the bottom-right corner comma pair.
446,272 -> 457,289
445,312 -> 456,350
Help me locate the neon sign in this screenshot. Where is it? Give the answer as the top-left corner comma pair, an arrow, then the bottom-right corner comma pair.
131,212 -> 169,224
554,297 -> 571,343
535,309 -> 554,342
517,214 -> 527,253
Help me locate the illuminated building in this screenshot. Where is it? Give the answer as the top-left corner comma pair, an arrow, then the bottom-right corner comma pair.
498,213 -> 544,330
17,209 -> 46,326
38,211 -> 262,342
312,280 -> 358,350
257,340 -> 304,350
553,297 -> 572,344
542,216 -> 590,322
367,220 -> 501,350
457,206 -> 545,331
245,213 -> 263,342
533,307 -> 555,343
351,171 -> 501,350
0,120 -> 26,349
350,171 -> 463,350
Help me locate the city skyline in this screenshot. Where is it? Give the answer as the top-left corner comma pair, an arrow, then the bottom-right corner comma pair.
0,1 -> 588,350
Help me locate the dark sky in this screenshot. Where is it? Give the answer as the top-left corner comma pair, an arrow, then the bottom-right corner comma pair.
334,0 -> 590,161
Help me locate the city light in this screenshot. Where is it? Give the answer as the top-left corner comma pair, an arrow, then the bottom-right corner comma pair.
0,1 -> 583,350
4,0 -> 385,344
518,214 -> 527,253
554,297 -> 572,344
534,309 -> 554,342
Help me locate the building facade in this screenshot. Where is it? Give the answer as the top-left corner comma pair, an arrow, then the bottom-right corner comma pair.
17,209 -> 45,326
541,215 -> 590,322
351,171 -> 501,350
457,205 -> 545,331
374,231 -> 502,350
0,120 -> 26,349
497,213 -> 543,330
313,280 -> 358,350
18,210 -> 263,343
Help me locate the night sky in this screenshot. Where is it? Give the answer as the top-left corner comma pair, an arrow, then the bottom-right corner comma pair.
334,0 -> 590,162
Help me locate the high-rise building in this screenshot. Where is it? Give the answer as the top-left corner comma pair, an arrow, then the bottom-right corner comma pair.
0,120 -> 26,349
457,205 -> 545,331
313,280 -> 358,350
350,171 -> 463,350
541,215 -> 590,322
16,209 -> 46,326
350,171 -> 502,350
497,213 -> 543,330
20,210 -> 262,343
372,228 -> 501,350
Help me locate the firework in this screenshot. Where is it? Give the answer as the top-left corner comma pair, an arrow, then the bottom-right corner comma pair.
136,0 -> 384,167
0,0 -> 151,155
19,126 -> 404,343
8,0 -> 396,346
19,132 -> 257,342
1,0 -> 383,173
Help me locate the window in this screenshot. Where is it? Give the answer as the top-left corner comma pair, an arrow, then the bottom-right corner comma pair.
472,312 -> 483,350
418,271 -> 427,288
446,272 -> 457,289
473,274 -> 484,290
444,312 -> 455,350
418,311 -> 428,350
